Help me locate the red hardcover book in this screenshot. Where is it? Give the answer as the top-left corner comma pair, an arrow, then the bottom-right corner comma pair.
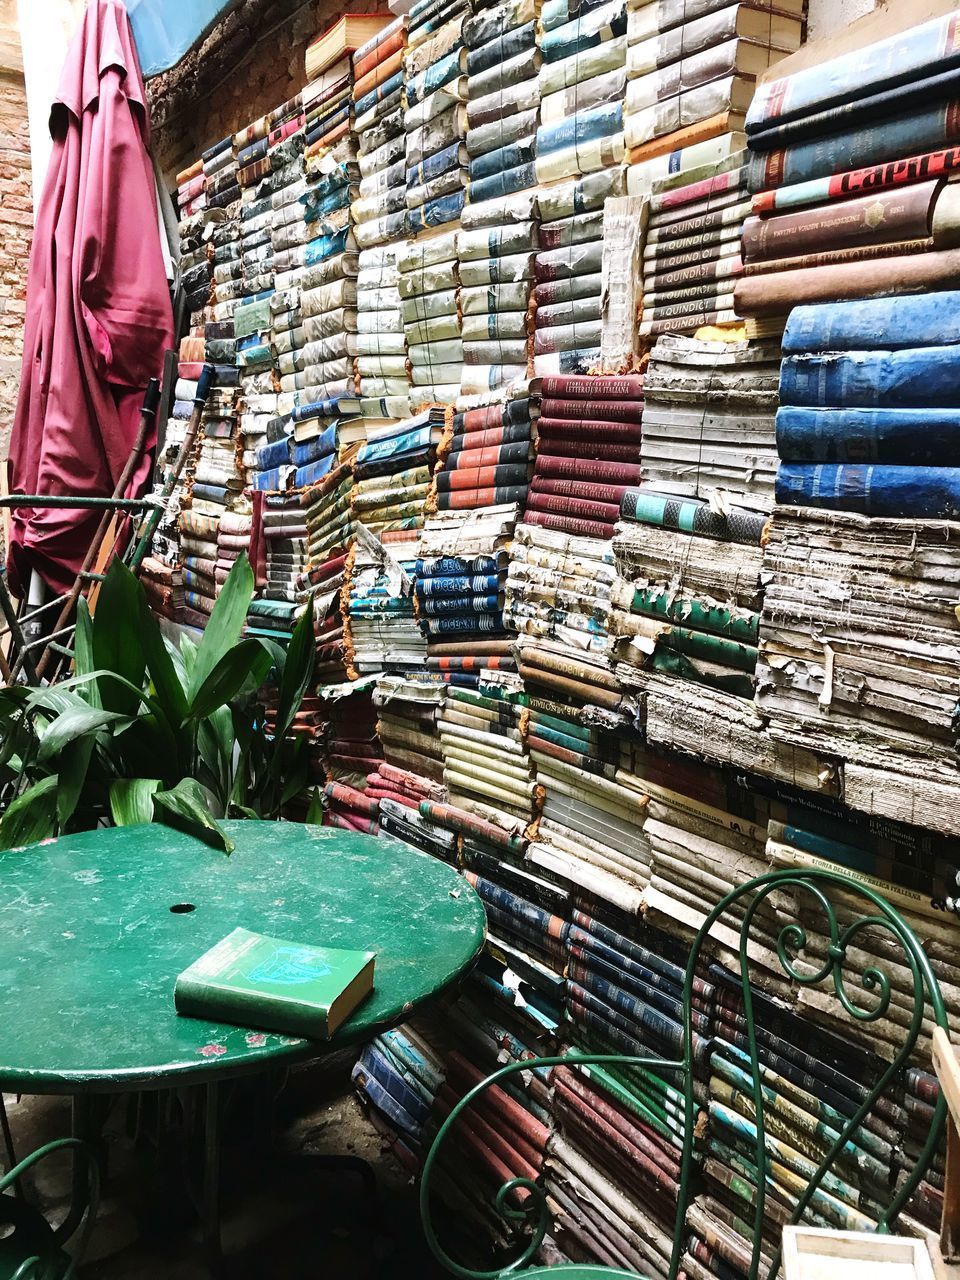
535,454 -> 641,485
526,492 -> 621,524
539,374 -> 644,399
524,510 -> 615,540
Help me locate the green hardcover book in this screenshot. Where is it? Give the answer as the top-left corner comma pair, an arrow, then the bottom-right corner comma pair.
174,927 -> 376,1039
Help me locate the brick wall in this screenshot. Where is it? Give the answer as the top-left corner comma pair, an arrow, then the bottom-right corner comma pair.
149,0 -> 391,186
0,0 -> 30,464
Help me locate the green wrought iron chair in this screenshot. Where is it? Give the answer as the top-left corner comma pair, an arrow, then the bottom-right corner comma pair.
0,1138 -> 100,1280
419,868 -> 949,1280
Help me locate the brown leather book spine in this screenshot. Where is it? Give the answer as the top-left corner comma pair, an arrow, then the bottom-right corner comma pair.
733,245 -> 960,315
742,178 -> 941,261
742,237 -> 933,276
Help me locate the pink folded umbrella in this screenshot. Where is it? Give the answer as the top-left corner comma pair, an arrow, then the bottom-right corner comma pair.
8,0 -> 174,597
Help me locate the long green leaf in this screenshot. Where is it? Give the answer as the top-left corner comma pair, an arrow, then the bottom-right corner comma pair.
305,787 -> 325,825
273,606 -> 316,743
189,638 -> 270,721
188,556 -> 254,704
139,594 -> 189,727
110,778 -> 161,826
0,776 -> 59,849
37,707 -> 129,763
152,779 -> 235,854
58,737 -> 96,826
92,561 -> 147,716
73,600 -> 100,709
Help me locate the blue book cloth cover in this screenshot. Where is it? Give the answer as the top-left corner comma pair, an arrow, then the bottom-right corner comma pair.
775,462 -> 960,518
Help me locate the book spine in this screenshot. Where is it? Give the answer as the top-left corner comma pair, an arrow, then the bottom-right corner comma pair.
780,345 -> 960,407
747,12 -> 960,132
742,180 -> 939,262
782,289 -> 960,352
734,247 -> 960,316
742,237 -> 932,278
776,405 -> 960,465
751,143 -> 960,214
748,100 -> 960,193
776,461 -> 960,519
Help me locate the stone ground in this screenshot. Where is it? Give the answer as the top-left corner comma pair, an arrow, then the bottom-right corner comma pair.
3,1054 -> 451,1278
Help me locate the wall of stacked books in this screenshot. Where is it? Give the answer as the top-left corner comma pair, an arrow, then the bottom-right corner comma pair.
151,0 -> 960,1270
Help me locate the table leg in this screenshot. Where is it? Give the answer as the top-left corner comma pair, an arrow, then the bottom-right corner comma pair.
203,1081 -> 224,1274
61,1095 -> 96,1241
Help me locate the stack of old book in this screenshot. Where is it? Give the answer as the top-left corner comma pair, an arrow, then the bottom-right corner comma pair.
204,133 -> 241,212
439,681 -> 539,824
342,412 -> 442,676
458,191 -> 538,401
639,156 -> 750,337
248,489 -> 309,642
775,292 -> 960,518
638,334 -> 779,509
756,501 -> 960,837
459,0 -> 540,400
736,8 -> 960,324
321,674 -> 384,795
526,373 -> 643,540
345,528 -> 426,678
176,156 -> 206,219
352,1025 -> 446,1174
612,488 -> 764,704
536,0 -> 627,187
533,171 -> 623,379
399,232 -> 462,408
417,505 -> 518,688
613,490 -> 828,791
623,0 -> 802,165
355,243 -> 410,422
374,676 -> 447,785
549,905 -> 697,1274
431,389 -> 537,514
403,8 -> 470,234
351,19 -> 407,248
365,754 -> 455,856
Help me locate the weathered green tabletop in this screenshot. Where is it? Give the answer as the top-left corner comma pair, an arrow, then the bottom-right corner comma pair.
0,820 -> 486,1092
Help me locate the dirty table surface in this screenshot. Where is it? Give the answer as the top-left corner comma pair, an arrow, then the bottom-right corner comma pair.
0,821 -> 485,1092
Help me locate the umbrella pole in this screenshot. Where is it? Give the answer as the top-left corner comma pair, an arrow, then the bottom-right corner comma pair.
128,362 -> 215,574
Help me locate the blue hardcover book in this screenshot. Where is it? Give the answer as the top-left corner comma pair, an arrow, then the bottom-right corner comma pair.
406,139 -> 464,187
291,395 -> 360,423
292,423 -> 337,467
303,225 -> 352,265
747,99 -> 960,194
350,1060 -> 421,1137
294,454 -> 336,489
356,423 -> 435,464
783,291 -> 960,353
371,1037 -> 436,1109
468,136 -> 537,182
536,102 -> 623,156
405,46 -> 464,106
470,162 -> 538,205
252,465 -> 294,492
426,612 -> 504,634
417,573 -> 501,597
749,63 -> 960,154
421,592 -> 502,615
416,554 -> 501,577
776,462 -> 960,519
355,69 -> 404,117
302,185 -> 352,223
358,1045 -> 432,1124
379,1028 -> 444,1095
746,11 -> 960,133
255,436 -> 292,470
780,346 -> 960,408
305,103 -> 351,146
776,406 -> 960,464
406,189 -> 466,234
540,0 -> 626,61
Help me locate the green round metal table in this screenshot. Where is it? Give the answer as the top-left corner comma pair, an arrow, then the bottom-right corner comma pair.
0,820 -> 485,1256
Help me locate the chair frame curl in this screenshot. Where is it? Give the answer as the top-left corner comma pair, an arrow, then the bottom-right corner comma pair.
1,1137 -> 101,1280
420,868 -> 949,1280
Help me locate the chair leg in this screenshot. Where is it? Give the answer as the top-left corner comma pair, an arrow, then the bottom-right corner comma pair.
0,1093 -> 22,1197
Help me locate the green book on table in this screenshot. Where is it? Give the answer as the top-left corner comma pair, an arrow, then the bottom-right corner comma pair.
174,927 -> 376,1039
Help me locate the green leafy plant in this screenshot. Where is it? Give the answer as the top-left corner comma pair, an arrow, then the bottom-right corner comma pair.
0,554 -> 316,853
